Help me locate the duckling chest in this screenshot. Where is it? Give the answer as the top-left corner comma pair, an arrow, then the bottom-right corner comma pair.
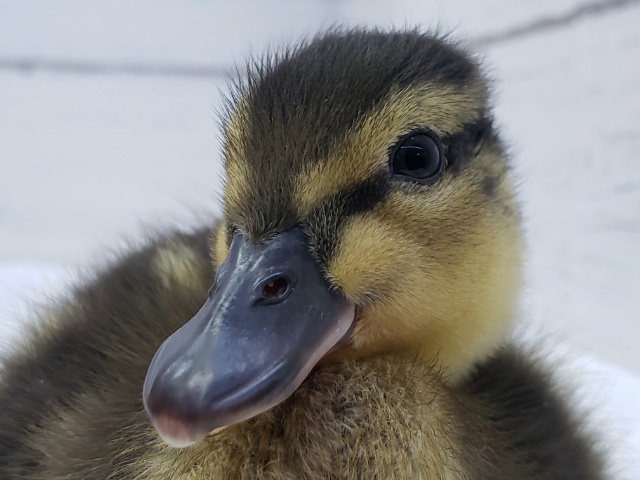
137,361 -> 465,480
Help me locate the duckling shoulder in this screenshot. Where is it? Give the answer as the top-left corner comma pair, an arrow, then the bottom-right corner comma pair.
0,229 -> 603,479
0,228 -> 214,478
1,247 -> 604,480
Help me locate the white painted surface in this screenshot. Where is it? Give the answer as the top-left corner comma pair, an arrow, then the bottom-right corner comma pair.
492,4 -> 640,379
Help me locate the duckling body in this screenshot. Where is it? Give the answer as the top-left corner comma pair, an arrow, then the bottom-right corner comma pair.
0,233 -> 601,479
0,30 -> 604,479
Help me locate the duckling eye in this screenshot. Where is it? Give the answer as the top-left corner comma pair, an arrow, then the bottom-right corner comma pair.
391,133 -> 443,183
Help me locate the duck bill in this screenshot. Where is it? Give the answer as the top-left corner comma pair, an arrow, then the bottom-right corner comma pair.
143,227 -> 354,448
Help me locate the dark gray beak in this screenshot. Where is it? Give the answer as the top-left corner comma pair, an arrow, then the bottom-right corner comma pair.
143,227 -> 354,447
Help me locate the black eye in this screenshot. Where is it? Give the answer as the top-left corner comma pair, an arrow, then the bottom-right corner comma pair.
391,133 -> 444,183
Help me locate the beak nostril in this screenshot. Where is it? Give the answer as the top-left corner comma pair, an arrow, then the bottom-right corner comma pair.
262,276 -> 289,300
256,272 -> 296,306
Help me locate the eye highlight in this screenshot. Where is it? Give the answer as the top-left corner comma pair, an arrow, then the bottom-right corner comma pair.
390,132 -> 444,183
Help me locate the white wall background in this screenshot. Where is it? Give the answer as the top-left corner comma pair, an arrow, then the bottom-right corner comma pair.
2,0 -> 639,374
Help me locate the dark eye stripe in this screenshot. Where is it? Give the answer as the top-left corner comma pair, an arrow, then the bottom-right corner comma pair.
443,116 -> 492,174
223,114 -> 494,252
339,173 -> 390,218
305,173 -> 389,265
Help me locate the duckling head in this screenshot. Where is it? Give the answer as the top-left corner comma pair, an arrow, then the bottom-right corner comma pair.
143,30 -> 523,447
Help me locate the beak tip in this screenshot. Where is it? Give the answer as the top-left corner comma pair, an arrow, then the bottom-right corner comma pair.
148,410 -> 212,448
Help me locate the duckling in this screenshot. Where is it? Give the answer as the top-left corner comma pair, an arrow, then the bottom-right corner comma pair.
0,29 -> 605,479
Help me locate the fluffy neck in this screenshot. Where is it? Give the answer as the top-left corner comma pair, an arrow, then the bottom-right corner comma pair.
136,356 -> 465,479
